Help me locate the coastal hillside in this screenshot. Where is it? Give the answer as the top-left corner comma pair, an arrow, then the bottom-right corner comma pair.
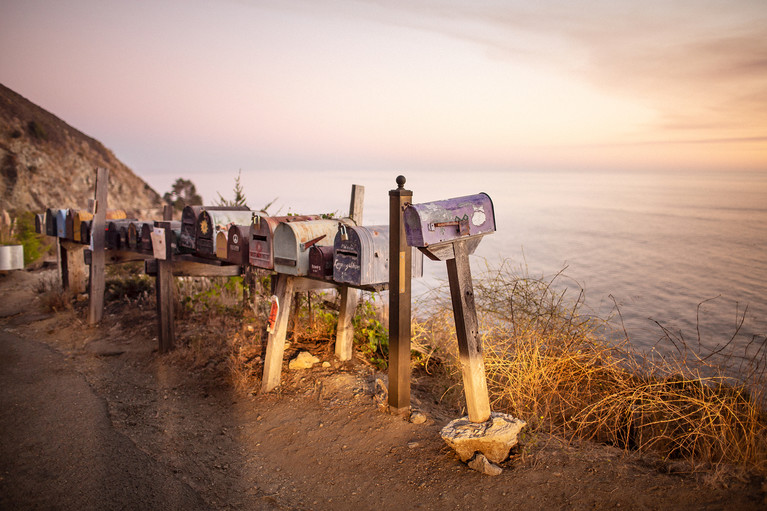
0,83 -> 162,215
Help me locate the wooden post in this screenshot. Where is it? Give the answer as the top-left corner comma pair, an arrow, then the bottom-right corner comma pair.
59,240 -> 87,294
88,168 -> 108,325
335,184 -> 364,361
156,205 -> 175,353
388,175 -> 412,415
261,274 -> 296,393
446,239 -> 491,423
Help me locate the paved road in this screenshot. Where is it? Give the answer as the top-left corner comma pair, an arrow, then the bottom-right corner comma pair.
0,328 -> 208,510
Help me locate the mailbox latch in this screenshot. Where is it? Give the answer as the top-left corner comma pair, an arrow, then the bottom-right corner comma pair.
428,215 -> 470,236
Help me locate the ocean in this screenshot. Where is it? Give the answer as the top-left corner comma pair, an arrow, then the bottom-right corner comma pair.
167,167 -> 767,359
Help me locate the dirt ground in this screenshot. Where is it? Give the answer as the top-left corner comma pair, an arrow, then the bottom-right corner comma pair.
1,267 -> 766,510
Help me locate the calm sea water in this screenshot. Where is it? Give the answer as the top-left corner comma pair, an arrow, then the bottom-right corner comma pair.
171,168 -> 767,357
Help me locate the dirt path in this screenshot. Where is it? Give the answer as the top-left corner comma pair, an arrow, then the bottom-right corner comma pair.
1,268 -> 765,510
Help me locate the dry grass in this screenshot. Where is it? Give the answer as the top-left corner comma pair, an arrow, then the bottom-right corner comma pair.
413,260 -> 767,476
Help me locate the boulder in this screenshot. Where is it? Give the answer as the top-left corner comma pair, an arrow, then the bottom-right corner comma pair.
288,351 -> 320,370
440,412 -> 526,463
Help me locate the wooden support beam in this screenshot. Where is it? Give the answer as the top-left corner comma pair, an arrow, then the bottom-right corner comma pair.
145,259 -> 241,277
261,274 -> 296,393
388,176 -> 412,416
446,239 -> 491,423
88,168 -> 108,325
335,184 -> 364,361
59,240 -> 87,294
155,211 -> 175,353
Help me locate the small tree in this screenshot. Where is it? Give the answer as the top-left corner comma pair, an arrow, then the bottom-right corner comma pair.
163,178 -> 203,212
216,170 -> 248,208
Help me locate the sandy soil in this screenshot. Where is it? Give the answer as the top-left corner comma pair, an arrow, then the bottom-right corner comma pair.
1,268 -> 765,510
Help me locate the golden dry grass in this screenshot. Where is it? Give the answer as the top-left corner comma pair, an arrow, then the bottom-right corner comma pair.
413,260 -> 767,476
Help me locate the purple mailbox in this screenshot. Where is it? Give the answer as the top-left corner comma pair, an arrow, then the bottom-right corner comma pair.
403,193 -> 495,260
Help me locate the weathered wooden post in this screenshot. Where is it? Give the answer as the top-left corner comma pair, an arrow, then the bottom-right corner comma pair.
335,184 -> 364,361
388,175 -> 412,416
155,205 -> 175,353
87,167 -> 109,324
404,193 -> 496,423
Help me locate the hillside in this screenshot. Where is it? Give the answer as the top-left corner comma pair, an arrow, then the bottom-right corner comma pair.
0,84 -> 162,215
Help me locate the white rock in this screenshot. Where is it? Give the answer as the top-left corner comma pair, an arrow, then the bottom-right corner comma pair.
440,412 -> 527,463
410,411 -> 427,424
288,351 -> 320,370
468,453 -> 503,476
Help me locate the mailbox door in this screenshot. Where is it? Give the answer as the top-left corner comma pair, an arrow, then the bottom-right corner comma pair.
128,222 -> 144,250
140,224 -> 153,253
273,219 -> 339,276
308,245 -> 334,279
333,225 -> 389,286
180,205 -> 203,252
65,210 -> 76,241
215,231 -> 229,259
80,220 -> 92,245
226,224 -> 251,266
56,210 -> 68,238
44,209 -> 55,237
404,193 -> 495,247
248,215 -> 279,269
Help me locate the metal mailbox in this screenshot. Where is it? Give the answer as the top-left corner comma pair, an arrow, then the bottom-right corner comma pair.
80,219 -> 92,244
333,225 -> 423,287
140,223 -> 154,253
180,205 -> 249,253
308,245 -> 334,280
404,193 -> 495,260
56,209 -> 69,238
73,210 -> 93,243
106,219 -> 136,249
128,221 -> 147,251
34,213 -> 44,234
45,208 -> 59,237
215,231 -> 228,259
196,209 -> 255,257
248,214 -> 320,270
65,209 -> 77,241
226,224 -> 251,266
273,219 -> 341,276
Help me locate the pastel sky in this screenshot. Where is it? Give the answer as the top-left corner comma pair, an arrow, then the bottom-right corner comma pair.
2,0 -> 766,198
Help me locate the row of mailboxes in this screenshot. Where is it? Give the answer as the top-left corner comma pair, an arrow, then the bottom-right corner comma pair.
44,208 -> 128,242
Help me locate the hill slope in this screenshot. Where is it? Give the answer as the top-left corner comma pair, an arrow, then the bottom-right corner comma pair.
0,84 -> 162,214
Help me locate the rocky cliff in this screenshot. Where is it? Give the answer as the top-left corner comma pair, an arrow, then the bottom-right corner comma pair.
0,84 -> 162,216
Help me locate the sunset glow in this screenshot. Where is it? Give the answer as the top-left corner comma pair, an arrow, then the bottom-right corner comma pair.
2,0 -> 765,196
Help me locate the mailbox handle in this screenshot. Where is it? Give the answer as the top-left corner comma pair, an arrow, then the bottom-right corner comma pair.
428,216 -> 470,236
300,234 -> 326,251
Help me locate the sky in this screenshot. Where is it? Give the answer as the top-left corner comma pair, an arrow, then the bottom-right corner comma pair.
1,0 -> 766,202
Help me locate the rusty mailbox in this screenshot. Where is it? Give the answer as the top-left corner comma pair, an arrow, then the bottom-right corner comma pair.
226,224 -> 251,266
56,209 -> 69,238
72,210 -> 93,243
196,209 -> 255,257
273,219 -> 341,276
404,193 -> 495,260
248,215 -> 320,270
140,223 -> 154,253
333,225 -> 423,288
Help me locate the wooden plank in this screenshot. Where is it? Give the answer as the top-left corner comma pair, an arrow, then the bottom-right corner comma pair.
145,259 -> 241,277
60,240 -> 87,294
335,184 -> 364,361
446,239 -> 491,423
261,274 -> 296,392
292,277 -> 337,292
388,176 -> 412,415
88,168 -> 109,324
155,221 -> 175,353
